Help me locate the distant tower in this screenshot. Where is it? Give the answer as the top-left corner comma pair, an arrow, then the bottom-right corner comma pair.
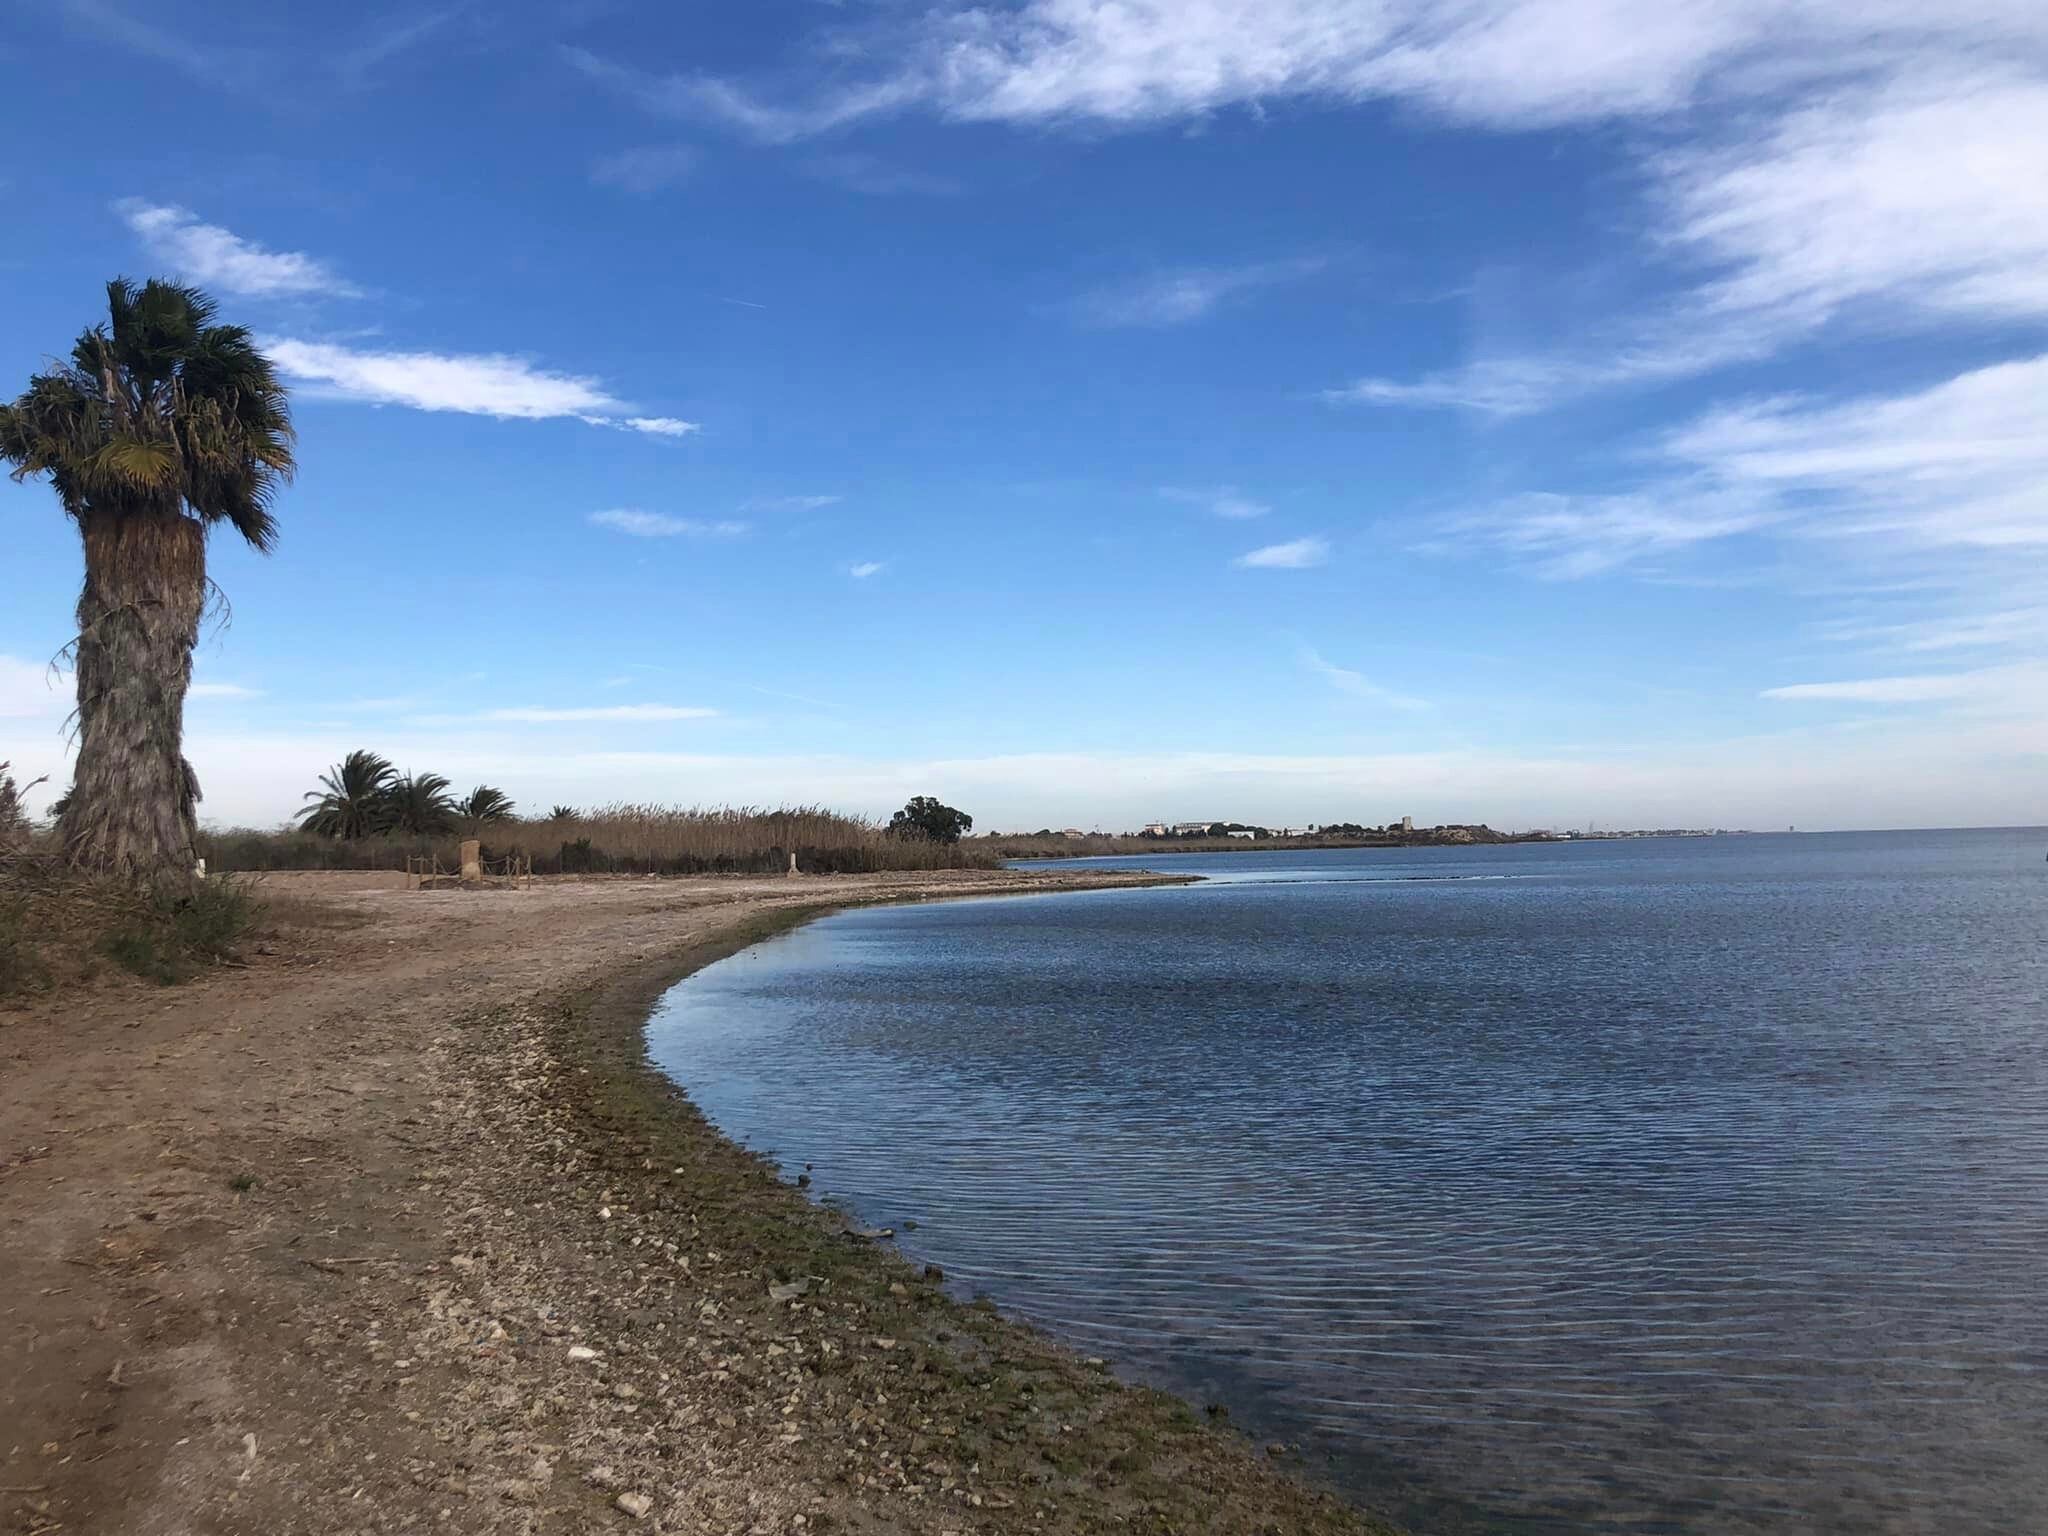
1401,815 -> 1414,833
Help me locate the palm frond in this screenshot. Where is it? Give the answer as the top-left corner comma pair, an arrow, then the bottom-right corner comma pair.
3,277 -> 294,551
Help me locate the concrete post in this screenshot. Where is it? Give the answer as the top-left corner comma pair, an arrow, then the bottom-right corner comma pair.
460,838 -> 482,884
787,850 -> 800,877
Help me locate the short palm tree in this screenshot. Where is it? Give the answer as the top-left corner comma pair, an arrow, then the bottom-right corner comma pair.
298,751 -> 398,839
548,804 -> 577,821
386,772 -> 458,837
0,279 -> 293,876
457,785 -> 515,824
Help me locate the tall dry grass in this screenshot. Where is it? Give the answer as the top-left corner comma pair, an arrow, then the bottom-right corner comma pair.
201,803 -> 999,877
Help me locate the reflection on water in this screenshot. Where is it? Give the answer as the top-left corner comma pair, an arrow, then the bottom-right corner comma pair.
646,831 -> 2048,1534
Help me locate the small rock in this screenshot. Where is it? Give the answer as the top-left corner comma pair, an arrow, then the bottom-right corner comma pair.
888,1282 -> 908,1298
567,1345 -> 599,1362
923,1264 -> 945,1282
769,1279 -> 811,1302
614,1491 -> 653,1519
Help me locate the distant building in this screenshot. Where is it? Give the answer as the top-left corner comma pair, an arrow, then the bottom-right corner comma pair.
1400,815 -> 1414,833
1061,828 -> 1087,839
1171,821 -> 1216,836
1141,822 -> 1170,837
1227,829 -> 1258,839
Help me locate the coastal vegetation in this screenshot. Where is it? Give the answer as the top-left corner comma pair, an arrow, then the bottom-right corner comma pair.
221,778 -> 1002,876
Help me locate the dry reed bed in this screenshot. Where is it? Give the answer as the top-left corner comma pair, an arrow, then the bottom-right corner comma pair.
201,803 -> 1000,877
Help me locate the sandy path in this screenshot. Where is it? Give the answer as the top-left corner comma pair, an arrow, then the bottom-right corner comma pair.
0,870 -> 1392,1536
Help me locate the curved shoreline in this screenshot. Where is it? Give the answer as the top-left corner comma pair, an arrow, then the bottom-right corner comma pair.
544,880 -> 1404,1534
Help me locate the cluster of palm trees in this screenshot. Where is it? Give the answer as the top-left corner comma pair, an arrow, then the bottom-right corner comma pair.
298,750 -> 517,840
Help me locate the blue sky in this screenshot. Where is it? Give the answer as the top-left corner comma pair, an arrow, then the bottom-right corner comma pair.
3,0 -> 2044,831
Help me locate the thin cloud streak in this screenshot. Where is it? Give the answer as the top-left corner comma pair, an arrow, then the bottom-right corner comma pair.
1162,486 -> 1271,520
1761,665 -> 2043,705
1301,648 -> 1429,710
1074,258 -> 1324,328
1236,537 -> 1329,569
590,510 -> 748,538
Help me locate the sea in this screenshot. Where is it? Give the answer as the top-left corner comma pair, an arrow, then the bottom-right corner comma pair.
644,830 -> 2048,1534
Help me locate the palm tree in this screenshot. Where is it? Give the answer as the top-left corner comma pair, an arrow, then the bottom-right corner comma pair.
547,804 -> 577,821
298,751 -> 397,839
457,785 -> 515,824
0,279 -> 294,877
385,772 -> 458,837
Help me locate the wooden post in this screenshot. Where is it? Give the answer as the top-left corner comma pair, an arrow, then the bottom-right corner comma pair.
460,838 -> 482,884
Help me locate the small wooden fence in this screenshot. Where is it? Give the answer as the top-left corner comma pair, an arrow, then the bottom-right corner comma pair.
405,851 -> 534,890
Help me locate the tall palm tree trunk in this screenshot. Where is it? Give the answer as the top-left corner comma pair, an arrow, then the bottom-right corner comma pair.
62,509 -> 206,877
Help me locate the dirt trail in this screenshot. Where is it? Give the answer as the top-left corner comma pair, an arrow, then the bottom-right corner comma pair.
1,870 -> 1394,1536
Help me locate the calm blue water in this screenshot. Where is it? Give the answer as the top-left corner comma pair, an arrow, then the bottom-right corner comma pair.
646,831 -> 2048,1534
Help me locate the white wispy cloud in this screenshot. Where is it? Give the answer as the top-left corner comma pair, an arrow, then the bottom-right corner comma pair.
1456,349 -> 2048,578
1457,486 -> 1778,578
849,560 -> 886,579
591,144 -> 700,195
116,200 -> 359,299
1761,665 -> 2043,705
266,339 -> 698,435
473,704 -> 719,723
1663,69 -> 2048,335
589,509 -> 749,538
581,4 -> 2046,141
1300,647 -> 1429,710
1074,258 -> 1323,328
1235,537 -> 1329,570
1662,353 -> 2048,551
1161,486 -> 1271,520
570,4 -> 2048,411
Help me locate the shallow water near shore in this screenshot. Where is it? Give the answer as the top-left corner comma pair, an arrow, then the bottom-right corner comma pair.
645,830 -> 2048,1534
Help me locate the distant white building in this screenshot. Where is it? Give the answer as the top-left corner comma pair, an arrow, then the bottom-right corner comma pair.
1141,822 -> 1170,836
1171,820 -> 1216,836
1400,815 -> 1414,833
1061,828 -> 1088,839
